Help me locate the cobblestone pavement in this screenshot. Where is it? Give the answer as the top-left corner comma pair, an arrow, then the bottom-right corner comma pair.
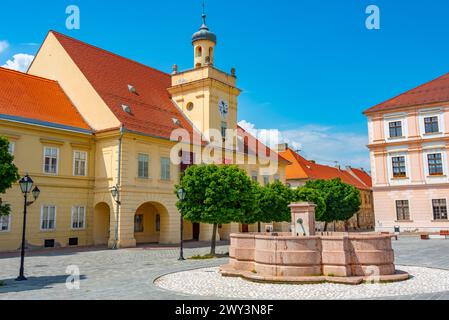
0,236 -> 448,300
0,242 -> 229,300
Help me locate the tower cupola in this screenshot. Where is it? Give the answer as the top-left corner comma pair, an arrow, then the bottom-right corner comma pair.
192,13 -> 216,68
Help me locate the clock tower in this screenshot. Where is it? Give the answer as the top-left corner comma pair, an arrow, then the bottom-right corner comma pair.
168,12 -> 241,144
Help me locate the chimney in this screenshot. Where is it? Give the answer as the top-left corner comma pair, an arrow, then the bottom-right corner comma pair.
277,143 -> 288,152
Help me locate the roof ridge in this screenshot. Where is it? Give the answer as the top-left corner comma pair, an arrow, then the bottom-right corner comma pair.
49,30 -> 170,78
0,66 -> 58,84
364,70 -> 449,114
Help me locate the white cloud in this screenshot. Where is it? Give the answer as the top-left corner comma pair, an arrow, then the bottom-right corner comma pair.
0,41 -> 9,54
238,120 -> 370,170
2,53 -> 35,72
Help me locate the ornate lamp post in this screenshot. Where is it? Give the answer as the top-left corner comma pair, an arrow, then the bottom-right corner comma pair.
16,174 -> 40,281
177,187 -> 187,261
110,185 -> 121,250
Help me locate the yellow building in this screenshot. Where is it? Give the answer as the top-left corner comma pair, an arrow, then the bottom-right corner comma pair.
0,15 -> 289,252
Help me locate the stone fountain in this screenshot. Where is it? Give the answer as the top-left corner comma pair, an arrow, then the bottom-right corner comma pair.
221,202 -> 409,284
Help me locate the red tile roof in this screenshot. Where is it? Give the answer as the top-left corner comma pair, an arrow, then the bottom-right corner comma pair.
279,148 -> 370,190
348,167 -> 372,188
50,31 -> 195,140
0,67 -> 90,131
364,71 -> 449,114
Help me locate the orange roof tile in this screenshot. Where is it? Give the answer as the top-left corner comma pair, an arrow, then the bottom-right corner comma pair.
50,31 -> 194,140
279,148 -> 370,190
348,167 -> 372,188
364,71 -> 449,114
0,67 -> 91,132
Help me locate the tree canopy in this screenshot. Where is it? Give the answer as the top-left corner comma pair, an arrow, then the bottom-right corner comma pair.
292,187 -> 326,221
255,181 -> 293,223
0,137 -> 20,216
303,178 -> 361,225
176,164 -> 256,254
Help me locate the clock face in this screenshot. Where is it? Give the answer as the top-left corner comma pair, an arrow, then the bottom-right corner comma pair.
219,99 -> 229,118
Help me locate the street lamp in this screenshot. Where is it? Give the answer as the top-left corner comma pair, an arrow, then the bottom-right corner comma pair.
177,187 -> 186,261
16,174 -> 40,281
110,185 -> 121,250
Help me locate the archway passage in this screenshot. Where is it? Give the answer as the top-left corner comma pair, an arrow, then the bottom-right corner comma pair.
93,202 -> 111,245
134,202 -> 170,244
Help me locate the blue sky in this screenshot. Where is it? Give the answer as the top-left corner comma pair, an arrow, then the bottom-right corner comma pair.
1,0 -> 449,169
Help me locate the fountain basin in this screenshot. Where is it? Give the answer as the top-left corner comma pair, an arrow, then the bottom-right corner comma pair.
221,232 -> 409,285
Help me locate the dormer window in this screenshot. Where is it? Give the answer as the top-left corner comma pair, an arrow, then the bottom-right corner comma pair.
127,84 -> 137,94
122,104 -> 131,114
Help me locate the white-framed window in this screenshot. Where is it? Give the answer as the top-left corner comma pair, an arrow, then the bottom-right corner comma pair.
71,206 -> 86,230
384,114 -> 407,140
424,116 -> 440,134
43,147 -> 59,174
388,121 -> 403,138
7,141 -> 15,155
160,157 -> 171,181
138,154 -> 150,179
396,200 -> 410,221
432,199 -> 448,220
41,205 -> 56,230
73,151 -> 87,176
0,215 -> 10,232
392,156 -> 407,178
419,109 -> 444,137
427,153 -> 444,176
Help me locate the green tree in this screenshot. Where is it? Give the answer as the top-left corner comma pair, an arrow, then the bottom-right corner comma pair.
292,187 -> 326,222
304,178 -> 361,231
176,165 -> 256,255
256,181 -> 293,227
0,137 -> 20,216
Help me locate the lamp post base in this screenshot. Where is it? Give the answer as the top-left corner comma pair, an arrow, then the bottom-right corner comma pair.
15,275 -> 27,281
178,256 -> 185,261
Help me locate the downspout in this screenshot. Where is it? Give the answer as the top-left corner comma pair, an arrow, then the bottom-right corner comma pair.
113,125 -> 124,249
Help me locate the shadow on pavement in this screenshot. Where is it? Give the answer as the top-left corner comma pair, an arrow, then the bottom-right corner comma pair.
0,275 -> 87,294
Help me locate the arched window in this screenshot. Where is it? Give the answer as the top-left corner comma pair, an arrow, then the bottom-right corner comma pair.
195,63 -> 202,69
196,46 -> 202,57
209,47 -> 214,59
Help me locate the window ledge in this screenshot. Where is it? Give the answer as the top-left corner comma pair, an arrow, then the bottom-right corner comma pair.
395,220 -> 414,223
136,177 -> 152,181
423,132 -> 443,136
158,179 -> 173,183
431,220 -> 449,223
391,177 -> 409,180
388,136 -> 406,140
427,175 -> 446,178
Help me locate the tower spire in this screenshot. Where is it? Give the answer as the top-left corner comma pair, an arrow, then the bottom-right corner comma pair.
202,0 -> 207,26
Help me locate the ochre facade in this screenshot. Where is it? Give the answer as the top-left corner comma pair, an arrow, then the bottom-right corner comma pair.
0,19 -> 289,252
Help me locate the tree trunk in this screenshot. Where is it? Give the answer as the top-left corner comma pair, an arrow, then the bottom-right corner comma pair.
324,221 -> 328,232
210,223 -> 218,256
258,222 -> 261,233
344,220 -> 349,232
